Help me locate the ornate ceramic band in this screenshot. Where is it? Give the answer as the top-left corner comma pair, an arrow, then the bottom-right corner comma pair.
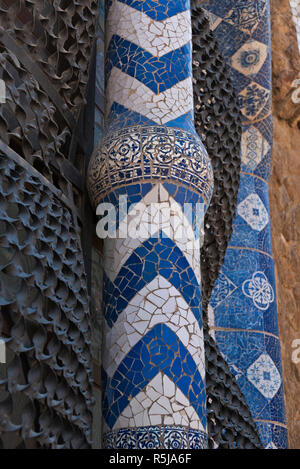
103,426 -> 207,449
87,125 -> 214,207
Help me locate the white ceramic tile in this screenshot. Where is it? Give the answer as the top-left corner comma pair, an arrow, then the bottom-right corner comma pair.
106,1 -> 191,57
103,184 -> 202,283
106,68 -> 193,125
113,372 -> 205,432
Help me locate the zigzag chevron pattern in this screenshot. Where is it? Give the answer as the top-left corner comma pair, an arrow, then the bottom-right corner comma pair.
106,103 -> 195,134
107,2 -> 192,58
106,37 -> 192,93
101,183 -> 205,235
103,184 -> 202,283
103,275 -> 205,379
90,0 -> 212,448
103,236 -> 202,329
101,184 -> 207,441
99,183 -> 208,441
102,324 -> 206,430
110,372 -> 205,431
105,0 -> 193,130
106,68 -> 193,124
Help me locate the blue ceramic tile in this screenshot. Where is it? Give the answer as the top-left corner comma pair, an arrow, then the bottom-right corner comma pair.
106,37 -> 192,94
212,249 -> 279,335
102,324 -> 206,429
112,0 -> 190,21
215,330 -> 286,426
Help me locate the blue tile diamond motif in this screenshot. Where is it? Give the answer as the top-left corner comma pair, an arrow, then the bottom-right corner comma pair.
231,39 -> 268,77
241,126 -> 270,171
237,193 -> 269,232
239,82 -> 270,120
247,353 -> 282,400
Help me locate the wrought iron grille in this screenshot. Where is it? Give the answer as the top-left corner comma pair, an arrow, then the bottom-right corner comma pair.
0,149 -> 93,448
0,0 -> 97,449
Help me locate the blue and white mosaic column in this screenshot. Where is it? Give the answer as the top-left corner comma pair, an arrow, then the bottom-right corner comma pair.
87,0 -> 213,449
201,0 -> 288,448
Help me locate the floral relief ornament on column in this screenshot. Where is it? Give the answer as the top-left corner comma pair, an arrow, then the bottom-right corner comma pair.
242,271 -> 275,311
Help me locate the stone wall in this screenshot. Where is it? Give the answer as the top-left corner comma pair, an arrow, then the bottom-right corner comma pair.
270,0 -> 300,449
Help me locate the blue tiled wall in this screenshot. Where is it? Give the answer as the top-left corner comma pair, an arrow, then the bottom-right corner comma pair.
202,0 -> 288,448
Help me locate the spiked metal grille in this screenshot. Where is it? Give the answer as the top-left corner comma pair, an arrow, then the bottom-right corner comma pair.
0,0 -> 97,449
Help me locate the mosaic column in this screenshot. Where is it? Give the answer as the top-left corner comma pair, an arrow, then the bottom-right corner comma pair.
87,0 -> 213,449
201,0 -> 288,448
